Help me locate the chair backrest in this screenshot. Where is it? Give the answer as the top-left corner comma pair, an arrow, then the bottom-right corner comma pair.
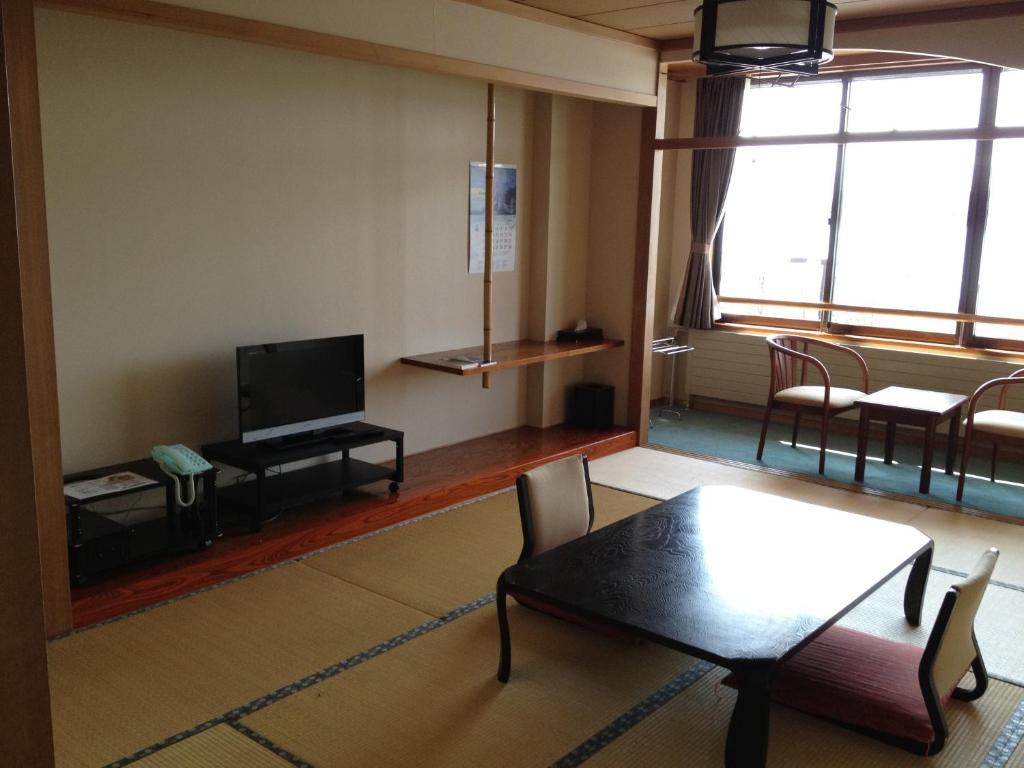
766,334 -> 869,398
766,335 -> 826,397
515,454 -> 594,562
925,548 -> 1000,699
996,369 -> 1024,410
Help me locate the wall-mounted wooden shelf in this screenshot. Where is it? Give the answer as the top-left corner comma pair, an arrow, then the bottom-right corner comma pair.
400,338 -> 624,376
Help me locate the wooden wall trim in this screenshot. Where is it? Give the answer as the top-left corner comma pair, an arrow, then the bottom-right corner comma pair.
627,71 -> 667,444
835,1 -> 1024,33
452,0 -> 657,49
18,0 -> 70,639
659,1 -> 1024,63
0,0 -> 60,762
718,296 -> 1024,328
36,0 -> 658,106
656,125 -> 1024,151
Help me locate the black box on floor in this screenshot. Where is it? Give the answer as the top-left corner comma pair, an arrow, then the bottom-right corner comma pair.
569,382 -> 614,429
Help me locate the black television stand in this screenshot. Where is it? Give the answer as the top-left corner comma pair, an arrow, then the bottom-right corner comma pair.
203,422 -> 403,531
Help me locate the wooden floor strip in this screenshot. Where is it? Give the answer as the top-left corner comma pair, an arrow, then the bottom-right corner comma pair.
71,425 -> 635,627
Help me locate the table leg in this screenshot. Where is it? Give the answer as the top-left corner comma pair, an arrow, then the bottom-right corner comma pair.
253,469 -> 266,532
726,663 -> 773,768
855,407 -> 870,482
920,416 -> 937,494
884,422 -> 896,465
904,546 -> 932,626
165,482 -> 179,547
200,469 -> 218,549
946,407 -> 962,476
496,576 -> 511,683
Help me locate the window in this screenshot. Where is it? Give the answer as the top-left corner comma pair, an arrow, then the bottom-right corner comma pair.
975,70 -> 1024,345
720,81 -> 841,323
716,66 -> 1024,350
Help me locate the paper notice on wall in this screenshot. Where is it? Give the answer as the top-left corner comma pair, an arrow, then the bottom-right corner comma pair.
469,162 -> 517,274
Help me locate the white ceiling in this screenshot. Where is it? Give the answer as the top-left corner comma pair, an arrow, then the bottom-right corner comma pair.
512,0 -> 1023,41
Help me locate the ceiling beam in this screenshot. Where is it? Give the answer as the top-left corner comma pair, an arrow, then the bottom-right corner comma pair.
659,1 -> 1024,65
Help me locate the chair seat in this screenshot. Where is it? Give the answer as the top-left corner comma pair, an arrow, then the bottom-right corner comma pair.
774,386 -> 865,410
755,625 -> 936,745
967,410 -> 1024,440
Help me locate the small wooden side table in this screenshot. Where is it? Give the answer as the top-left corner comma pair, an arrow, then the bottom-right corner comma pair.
854,386 -> 968,494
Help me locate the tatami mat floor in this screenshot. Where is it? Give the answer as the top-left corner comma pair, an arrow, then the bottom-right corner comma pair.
49,447 -> 1024,767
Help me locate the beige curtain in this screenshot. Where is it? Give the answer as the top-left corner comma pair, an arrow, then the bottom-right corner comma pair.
677,77 -> 746,329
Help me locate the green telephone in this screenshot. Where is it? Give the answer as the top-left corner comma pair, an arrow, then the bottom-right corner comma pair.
151,444 -> 212,507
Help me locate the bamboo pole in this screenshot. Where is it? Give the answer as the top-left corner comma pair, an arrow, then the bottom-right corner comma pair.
483,82 -> 495,389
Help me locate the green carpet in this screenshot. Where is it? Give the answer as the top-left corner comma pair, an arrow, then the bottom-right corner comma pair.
649,408 -> 1024,520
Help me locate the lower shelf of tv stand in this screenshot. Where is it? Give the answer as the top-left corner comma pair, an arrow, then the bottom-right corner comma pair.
218,458 -> 394,519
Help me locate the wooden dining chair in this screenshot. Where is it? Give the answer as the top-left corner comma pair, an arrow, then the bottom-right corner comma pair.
757,335 -> 869,474
957,368 -> 1024,502
752,548 -> 999,756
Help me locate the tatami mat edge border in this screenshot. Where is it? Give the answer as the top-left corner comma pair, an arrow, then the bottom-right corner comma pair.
226,721 -> 312,768
932,564 -> 1024,594
552,660 -> 717,768
982,701 -> 1024,768
103,594 -> 496,768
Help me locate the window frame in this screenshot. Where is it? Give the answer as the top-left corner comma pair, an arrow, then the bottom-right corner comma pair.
713,63 -> 1024,352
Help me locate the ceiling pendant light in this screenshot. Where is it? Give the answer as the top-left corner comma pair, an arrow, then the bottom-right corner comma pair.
693,0 -> 838,76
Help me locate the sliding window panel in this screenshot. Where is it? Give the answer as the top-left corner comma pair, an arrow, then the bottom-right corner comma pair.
975,139 -> 1024,343
830,140 -> 975,336
846,70 -> 984,133
719,144 -> 837,322
995,70 -> 1024,128
739,79 -> 843,137
719,80 -> 842,322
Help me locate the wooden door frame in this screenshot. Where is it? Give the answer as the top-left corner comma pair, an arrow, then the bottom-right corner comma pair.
627,69 -> 668,444
0,0 -> 62,762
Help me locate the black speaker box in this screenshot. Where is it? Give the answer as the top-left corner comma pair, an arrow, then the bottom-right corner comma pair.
568,382 -> 614,429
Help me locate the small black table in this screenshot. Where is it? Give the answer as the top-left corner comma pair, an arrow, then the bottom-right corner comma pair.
64,458 -> 218,584
496,486 -> 933,768
203,422 -> 403,530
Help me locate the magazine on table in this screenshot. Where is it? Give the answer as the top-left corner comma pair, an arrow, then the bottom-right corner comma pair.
64,471 -> 158,500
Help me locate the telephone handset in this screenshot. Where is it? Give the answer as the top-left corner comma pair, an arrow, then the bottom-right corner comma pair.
151,444 -> 213,507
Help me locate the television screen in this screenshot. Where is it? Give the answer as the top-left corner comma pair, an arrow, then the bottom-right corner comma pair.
237,334 -> 365,444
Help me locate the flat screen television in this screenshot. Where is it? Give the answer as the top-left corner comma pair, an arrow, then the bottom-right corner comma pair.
237,334 -> 365,444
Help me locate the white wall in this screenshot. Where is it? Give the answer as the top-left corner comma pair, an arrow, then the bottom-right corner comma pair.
526,94 -> 593,428
583,102 -> 642,427
37,9 -> 536,471
156,0 -> 660,99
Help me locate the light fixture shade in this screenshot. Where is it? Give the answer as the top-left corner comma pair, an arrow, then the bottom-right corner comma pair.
693,0 -> 837,76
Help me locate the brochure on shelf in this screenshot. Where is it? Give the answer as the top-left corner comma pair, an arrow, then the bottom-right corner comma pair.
64,471 -> 159,500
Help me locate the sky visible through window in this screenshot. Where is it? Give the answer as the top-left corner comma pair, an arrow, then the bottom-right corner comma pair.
718,69 -> 1022,343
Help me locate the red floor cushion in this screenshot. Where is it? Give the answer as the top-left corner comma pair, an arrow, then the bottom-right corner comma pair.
728,625 -> 936,746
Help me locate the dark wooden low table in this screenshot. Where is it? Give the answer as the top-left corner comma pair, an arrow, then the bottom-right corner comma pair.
495,486 -> 932,768
854,386 -> 968,494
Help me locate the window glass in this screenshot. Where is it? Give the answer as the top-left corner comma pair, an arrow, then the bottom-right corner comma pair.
719,144 -> 836,322
996,69 -> 1024,127
847,71 -> 983,132
830,141 -> 975,334
739,80 -> 842,137
975,140 -> 1024,341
